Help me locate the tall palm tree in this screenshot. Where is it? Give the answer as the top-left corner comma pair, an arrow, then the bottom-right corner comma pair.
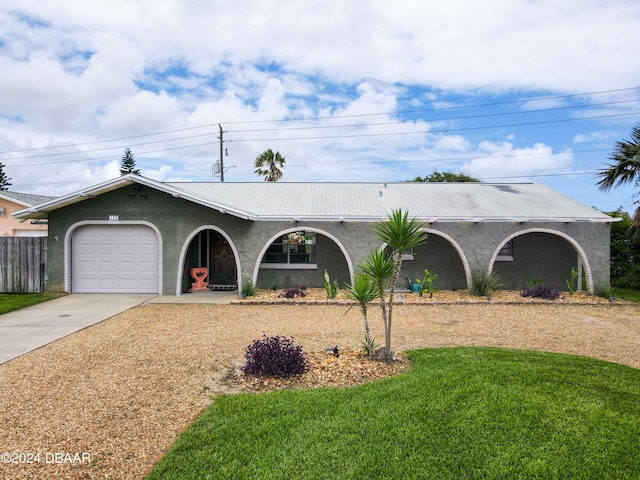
373,209 -> 427,360
254,149 -> 285,182
345,273 -> 380,358
597,124 -> 640,239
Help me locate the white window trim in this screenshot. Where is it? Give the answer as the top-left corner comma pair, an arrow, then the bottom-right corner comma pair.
260,263 -> 318,270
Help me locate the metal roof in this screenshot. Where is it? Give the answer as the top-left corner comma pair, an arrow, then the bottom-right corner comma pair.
13,174 -> 614,223
168,181 -> 613,223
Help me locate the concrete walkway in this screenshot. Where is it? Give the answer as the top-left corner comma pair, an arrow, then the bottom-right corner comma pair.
0,294 -> 155,364
0,291 -> 240,364
145,290 -> 239,304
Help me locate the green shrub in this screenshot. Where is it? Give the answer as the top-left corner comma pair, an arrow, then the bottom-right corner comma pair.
566,267 -> 578,295
613,263 -> 640,290
595,284 -> 613,299
470,269 -> 501,296
323,269 -> 339,299
416,269 -> 438,297
526,275 -> 542,289
241,279 -> 255,297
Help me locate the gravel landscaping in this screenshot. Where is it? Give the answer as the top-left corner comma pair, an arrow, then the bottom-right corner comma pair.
0,293 -> 638,479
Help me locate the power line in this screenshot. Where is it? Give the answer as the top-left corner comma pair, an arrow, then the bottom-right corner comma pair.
7,141 -> 219,167
0,124 -> 215,155
3,109 -> 638,165
221,86 -> 640,124
477,171 -> 599,180
1,132 -> 215,161
227,111 -> 640,143
227,98 -> 640,134
1,86 -> 638,157
9,170 -> 602,189
1,140 -> 612,169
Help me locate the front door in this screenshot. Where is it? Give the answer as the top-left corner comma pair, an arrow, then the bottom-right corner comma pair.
210,232 -> 237,286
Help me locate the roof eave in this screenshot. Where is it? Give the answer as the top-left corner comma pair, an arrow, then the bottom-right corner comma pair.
12,174 -> 255,221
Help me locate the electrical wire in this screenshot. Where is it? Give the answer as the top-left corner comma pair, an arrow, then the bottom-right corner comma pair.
226,111 -> 640,143
3,109 -> 639,165
227,98 -> 640,134
1,86 -> 638,157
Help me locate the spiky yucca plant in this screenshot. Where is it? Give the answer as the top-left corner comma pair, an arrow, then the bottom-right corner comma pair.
372,209 -> 427,360
345,273 -> 380,358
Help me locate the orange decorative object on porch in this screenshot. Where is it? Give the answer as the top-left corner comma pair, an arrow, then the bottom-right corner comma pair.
189,267 -> 209,292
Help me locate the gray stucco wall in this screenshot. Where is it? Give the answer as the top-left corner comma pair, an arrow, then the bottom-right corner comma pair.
256,234 -> 351,289
493,233 -> 577,290
46,183 -> 611,295
398,236 -> 468,290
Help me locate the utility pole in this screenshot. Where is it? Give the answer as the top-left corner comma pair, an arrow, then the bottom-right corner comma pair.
218,123 -> 224,182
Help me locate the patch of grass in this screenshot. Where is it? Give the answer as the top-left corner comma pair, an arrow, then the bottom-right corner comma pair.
0,292 -> 64,315
146,347 -> 640,479
611,287 -> 640,303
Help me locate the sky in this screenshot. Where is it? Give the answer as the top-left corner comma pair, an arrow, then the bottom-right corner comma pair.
1,0 -> 639,212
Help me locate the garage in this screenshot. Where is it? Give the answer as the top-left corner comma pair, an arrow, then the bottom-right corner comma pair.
72,224 -> 159,293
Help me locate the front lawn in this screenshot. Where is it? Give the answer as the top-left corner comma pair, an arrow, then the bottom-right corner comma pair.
146,347 -> 640,479
0,292 -> 64,315
611,287 -> 640,303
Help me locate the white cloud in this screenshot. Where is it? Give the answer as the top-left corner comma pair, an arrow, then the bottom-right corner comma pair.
461,142 -> 575,181
573,130 -> 618,144
433,135 -> 471,152
0,0 -> 639,212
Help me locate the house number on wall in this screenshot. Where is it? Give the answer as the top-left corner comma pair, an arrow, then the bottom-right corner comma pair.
109,215 -> 119,221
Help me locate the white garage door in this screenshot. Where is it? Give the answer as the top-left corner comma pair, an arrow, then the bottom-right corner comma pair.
72,225 -> 159,293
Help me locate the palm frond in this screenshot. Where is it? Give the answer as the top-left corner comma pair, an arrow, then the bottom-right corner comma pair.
359,249 -> 394,285
374,209 -> 427,252
597,124 -> 640,191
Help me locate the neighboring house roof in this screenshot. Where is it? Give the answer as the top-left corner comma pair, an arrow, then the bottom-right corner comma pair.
13,174 -> 615,223
0,190 -> 55,207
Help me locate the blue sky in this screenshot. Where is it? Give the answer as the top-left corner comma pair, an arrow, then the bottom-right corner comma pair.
0,0 -> 639,213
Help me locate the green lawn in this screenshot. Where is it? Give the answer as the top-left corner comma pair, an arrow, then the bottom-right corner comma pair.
611,287 -> 640,303
0,292 -> 64,315
146,347 -> 640,479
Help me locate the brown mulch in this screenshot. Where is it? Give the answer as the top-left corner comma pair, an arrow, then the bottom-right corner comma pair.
0,292 -> 638,479
237,288 -> 620,304
233,349 -> 409,393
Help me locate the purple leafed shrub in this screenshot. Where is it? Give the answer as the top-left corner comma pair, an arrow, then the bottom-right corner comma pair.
520,285 -> 561,300
279,287 -> 307,299
241,335 -> 311,377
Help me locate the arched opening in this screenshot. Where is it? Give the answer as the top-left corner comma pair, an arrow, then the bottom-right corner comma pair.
383,228 -> 471,290
254,227 -> 354,289
490,229 -> 593,293
178,227 -> 240,294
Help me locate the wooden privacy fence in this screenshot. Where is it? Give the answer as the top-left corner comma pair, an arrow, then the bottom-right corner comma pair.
0,237 -> 47,293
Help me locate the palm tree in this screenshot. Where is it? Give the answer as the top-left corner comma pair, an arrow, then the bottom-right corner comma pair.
597,124 -> 640,239
359,249 -> 394,357
345,273 -> 380,358
373,209 -> 427,360
254,149 -> 285,182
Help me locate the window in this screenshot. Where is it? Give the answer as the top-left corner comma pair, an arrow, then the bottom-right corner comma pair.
262,231 -> 316,267
496,240 -> 513,261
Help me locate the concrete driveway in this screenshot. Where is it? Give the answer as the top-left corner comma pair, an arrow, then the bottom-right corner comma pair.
0,294 -> 155,364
